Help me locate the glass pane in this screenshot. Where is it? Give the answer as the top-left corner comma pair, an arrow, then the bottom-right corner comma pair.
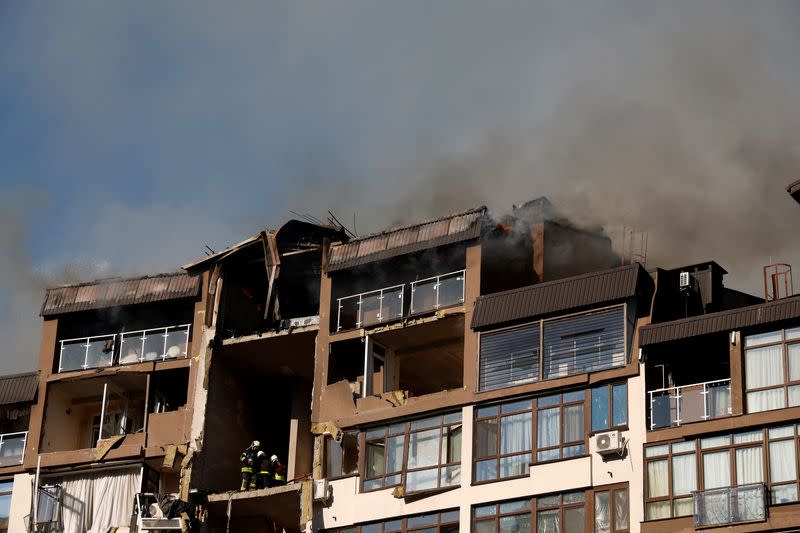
139,331 -> 164,361
645,444 -> 669,457
475,459 -> 497,482
645,501 -> 670,521
789,344 -> 800,381
745,330 -> 782,346
563,405 -> 583,443
476,419 -> 499,457
408,514 -> 438,528
591,386 -> 610,432
700,435 -> 730,449
477,406 -> 500,418
612,384 -> 627,427
502,400 -> 533,414
163,327 -> 188,358
671,454 -> 697,495
411,416 -> 440,430
733,430 -> 762,444
745,345 -> 784,388
748,389 -> 786,413
411,278 -> 438,314
384,473 -> 401,487
438,271 -> 466,309
500,454 -> 531,478
337,296 -> 359,330
387,435 -> 405,474
474,505 -> 497,518
707,381 -> 731,419
365,428 -> 386,440
789,385 -> 800,408
361,523 -> 381,533
563,492 -> 585,504
0,434 -> 25,466
679,385 -> 706,425
474,521 -> 495,533
671,440 -> 696,453
85,337 -> 115,368
787,327 -> 800,340
407,468 -> 438,492
326,439 -> 342,477
363,478 -> 383,492
538,495 -> 560,507
703,451 -> 731,489
440,465 -> 461,487
408,429 -> 439,469
563,444 -> 585,458
649,391 -> 673,429
647,460 -> 668,498
500,514 -> 530,533
769,425 -> 794,439
594,492 -> 610,533
672,497 -> 693,517
443,425 -> 462,464
384,519 -> 403,532
769,440 -> 797,482
537,449 -> 560,462
500,500 -> 530,514
119,335 -> 143,364
613,489 -> 629,531
537,395 -> 560,408
388,423 -> 407,435
564,507 -> 584,533
563,391 -> 584,403
735,446 -> 764,484
59,340 -> 87,371
441,510 -> 460,523
537,408 -> 560,449
366,442 -> 385,478
771,483 -> 798,504
501,413 -> 532,454
444,412 -> 462,425
536,509 -> 558,533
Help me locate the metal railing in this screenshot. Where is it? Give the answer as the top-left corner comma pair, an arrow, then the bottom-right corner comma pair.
58,323 -> 191,373
649,378 -> 732,430
337,285 -> 404,331
410,270 -> 466,315
0,431 -> 27,466
118,324 -> 191,364
693,483 -> 766,528
58,334 -> 117,372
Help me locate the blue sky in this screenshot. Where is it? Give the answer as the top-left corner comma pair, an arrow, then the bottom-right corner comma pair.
2,2 -> 800,373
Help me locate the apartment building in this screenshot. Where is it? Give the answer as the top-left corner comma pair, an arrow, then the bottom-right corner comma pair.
16,271 -> 209,532
15,193 -> 800,533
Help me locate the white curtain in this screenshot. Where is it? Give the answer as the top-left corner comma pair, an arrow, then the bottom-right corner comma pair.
747,390 -> 784,413
537,409 -> 559,450
672,454 -> 697,495
502,413 -> 532,454
703,451 -> 731,489
563,405 -> 583,443
769,440 -> 797,482
788,344 -> 800,381
594,492 -> 610,533
745,345 -> 784,412
53,467 -> 141,533
735,446 -> 764,485
647,460 -> 668,498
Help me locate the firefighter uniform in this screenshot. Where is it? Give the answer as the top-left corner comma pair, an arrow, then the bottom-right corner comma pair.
270,455 -> 286,487
255,451 -> 271,489
240,441 -> 262,491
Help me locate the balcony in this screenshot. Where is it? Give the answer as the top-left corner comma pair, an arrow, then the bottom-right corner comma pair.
649,379 -> 731,430
410,270 -> 466,315
58,324 -> 191,373
336,270 -> 466,332
0,431 -> 26,467
693,483 -> 766,528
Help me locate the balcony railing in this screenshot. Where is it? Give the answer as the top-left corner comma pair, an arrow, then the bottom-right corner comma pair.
0,431 -> 27,467
119,324 -> 191,364
410,270 -> 466,315
649,378 -> 731,430
58,324 -> 191,373
693,483 -> 766,528
337,285 -> 404,331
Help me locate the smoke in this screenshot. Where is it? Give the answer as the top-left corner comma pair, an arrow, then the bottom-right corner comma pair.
3,2 -> 800,373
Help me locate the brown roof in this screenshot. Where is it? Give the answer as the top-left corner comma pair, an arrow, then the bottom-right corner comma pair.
327,207 -> 487,272
788,179 -> 800,204
0,371 -> 39,405
640,295 -> 800,346
41,272 -> 200,317
471,263 -> 653,330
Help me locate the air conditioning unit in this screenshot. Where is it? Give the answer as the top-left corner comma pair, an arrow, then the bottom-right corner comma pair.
679,271 -> 691,289
313,479 -> 331,503
593,430 -> 624,456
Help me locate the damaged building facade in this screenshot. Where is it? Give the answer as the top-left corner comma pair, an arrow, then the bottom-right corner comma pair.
10,191 -> 800,532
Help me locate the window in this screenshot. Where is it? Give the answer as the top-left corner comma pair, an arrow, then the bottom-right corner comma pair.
361,413 -> 462,494
537,391 -> 585,462
478,306 -> 628,392
644,425 -> 800,522
591,383 -> 627,433
0,480 -> 10,533
474,400 -> 533,483
744,326 -> 800,413
473,491 -> 587,533
594,488 -> 629,532
326,431 -> 359,479
328,509 -> 459,533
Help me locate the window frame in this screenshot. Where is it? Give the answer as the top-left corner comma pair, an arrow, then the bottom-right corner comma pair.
325,431 -> 360,480
592,485 -> 630,533
0,479 -> 11,533
359,412 -> 463,495
744,326 -> 800,413
535,391 -> 587,463
590,382 -> 628,434
327,509 -> 459,533
477,303 -> 630,393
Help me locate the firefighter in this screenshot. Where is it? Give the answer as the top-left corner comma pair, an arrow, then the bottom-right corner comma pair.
269,455 -> 286,487
255,448 -> 272,489
240,441 -> 262,491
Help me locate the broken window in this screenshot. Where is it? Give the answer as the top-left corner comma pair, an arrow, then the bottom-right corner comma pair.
326,432 -> 359,479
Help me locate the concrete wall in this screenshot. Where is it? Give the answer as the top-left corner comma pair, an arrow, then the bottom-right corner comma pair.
8,473 -> 32,533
